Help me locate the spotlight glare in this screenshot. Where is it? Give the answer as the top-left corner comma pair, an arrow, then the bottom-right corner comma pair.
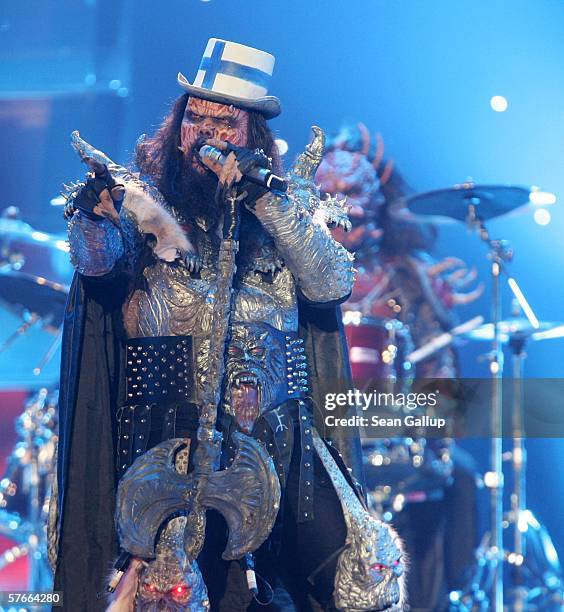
490,95 -> 508,112
534,208 -> 551,226
530,189 -> 556,206
275,138 -> 289,156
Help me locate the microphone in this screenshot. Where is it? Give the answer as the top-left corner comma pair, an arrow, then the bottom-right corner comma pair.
198,144 -> 287,193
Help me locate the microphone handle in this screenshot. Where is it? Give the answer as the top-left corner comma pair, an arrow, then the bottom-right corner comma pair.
199,145 -> 287,193
245,167 -> 287,193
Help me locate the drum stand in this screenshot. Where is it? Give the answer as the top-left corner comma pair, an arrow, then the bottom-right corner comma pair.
450,202 -> 564,610
0,389 -> 56,591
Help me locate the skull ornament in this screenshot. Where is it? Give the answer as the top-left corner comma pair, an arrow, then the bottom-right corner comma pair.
333,514 -> 406,611
135,517 -> 210,611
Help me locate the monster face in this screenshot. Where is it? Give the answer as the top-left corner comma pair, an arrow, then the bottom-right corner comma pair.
224,324 -> 285,432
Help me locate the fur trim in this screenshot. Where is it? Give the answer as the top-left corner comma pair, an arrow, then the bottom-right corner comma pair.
122,182 -> 196,262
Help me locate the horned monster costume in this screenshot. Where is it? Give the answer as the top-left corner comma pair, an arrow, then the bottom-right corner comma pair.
51,39 -> 406,611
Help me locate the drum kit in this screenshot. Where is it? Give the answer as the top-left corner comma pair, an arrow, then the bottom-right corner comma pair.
0,206 -> 71,592
344,182 -> 564,610
0,184 -> 563,609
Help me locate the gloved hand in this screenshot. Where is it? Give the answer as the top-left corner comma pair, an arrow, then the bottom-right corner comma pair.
225,143 -> 272,207
66,157 -> 125,224
199,140 -> 273,209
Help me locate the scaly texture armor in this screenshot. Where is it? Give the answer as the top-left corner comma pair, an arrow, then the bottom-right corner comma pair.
67,213 -> 123,277
253,126 -> 355,303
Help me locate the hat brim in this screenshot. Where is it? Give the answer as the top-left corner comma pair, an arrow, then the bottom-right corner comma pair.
177,72 -> 281,119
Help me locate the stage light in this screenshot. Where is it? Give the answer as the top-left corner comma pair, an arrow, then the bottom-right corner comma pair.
275,138 -> 289,156
490,95 -> 508,112
84,73 -> 96,86
56,240 -> 70,252
533,208 -> 551,226
530,189 -> 556,206
31,231 -> 50,242
109,79 -> 122,90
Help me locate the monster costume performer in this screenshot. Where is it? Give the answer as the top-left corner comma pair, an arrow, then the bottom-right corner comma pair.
50,40 -> 406,611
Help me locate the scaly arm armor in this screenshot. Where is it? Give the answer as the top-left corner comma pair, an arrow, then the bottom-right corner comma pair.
67,207 -> 140,277
253,127 -> 355,303
65,131 -> 198,277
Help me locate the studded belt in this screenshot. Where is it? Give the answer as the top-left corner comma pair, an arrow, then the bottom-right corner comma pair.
124,336 -> 195,405
116,336 -> 198,477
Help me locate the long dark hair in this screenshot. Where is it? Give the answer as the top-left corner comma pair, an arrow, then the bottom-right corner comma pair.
135,93 -> 281,209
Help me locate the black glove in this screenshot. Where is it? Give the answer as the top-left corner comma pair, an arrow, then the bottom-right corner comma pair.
224,144 -> 273,207
70,164 -> 124,221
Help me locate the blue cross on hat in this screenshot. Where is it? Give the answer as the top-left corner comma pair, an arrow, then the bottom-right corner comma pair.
178,38 -> 281,119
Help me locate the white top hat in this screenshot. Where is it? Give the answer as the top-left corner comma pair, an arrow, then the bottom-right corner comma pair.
177,38 -> 281,119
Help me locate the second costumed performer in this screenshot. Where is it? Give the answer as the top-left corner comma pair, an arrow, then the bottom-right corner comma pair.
49,39 -> 407,611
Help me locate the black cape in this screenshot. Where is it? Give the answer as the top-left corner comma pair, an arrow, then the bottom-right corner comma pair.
53,271 -> 363,611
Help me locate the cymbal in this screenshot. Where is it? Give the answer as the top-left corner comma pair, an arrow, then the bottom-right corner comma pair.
0,217 -> 72,322
403,183 -> 532,223
464,319 -> 564,343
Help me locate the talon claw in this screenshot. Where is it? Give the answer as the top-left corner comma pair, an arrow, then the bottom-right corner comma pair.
427,257 -> 465,277
451,283 -> 485,306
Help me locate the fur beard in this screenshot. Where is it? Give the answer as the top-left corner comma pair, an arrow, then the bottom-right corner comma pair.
168,149 -> 222,224
169,149 -> 269,252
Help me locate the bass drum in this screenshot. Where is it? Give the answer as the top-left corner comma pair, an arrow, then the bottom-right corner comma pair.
363,437 -> 453,518
343,312 -> 413,390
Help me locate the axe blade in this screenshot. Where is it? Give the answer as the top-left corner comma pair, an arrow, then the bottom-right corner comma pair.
200,432 -> 281,560
116,439 -> 194,559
